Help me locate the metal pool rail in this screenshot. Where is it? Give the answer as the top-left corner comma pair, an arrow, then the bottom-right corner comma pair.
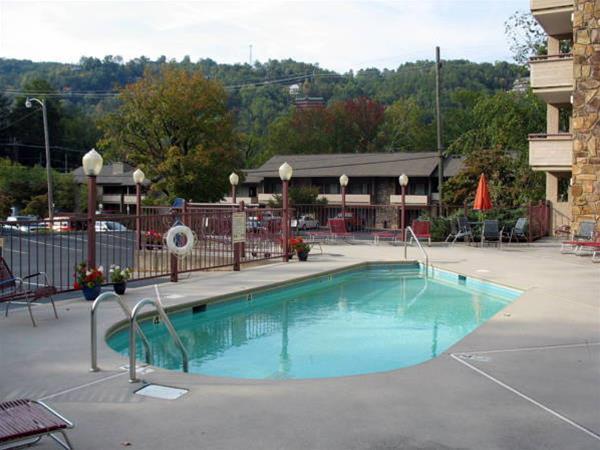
404,226 -> 429,277
128,297 -> 189,383
90,292 -> 152,372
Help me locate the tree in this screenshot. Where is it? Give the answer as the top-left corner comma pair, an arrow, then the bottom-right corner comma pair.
443,148 -> 544,209
268,186 -> 328,207
377,98 -> 435,151
99,66 -> 242,202
504,11 -> 547,65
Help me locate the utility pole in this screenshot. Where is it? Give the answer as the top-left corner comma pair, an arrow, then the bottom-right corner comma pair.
26,97 -> 54,220
435,46 -> 444,216
249,44 -> 253,66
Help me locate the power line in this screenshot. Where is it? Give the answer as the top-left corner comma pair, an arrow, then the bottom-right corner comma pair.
0,142 -> 86,153
0,110 -> 41,131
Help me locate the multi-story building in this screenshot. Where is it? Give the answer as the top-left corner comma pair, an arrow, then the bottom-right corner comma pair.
529,0 -> 599,233
72,162 -> 149,213
529,0 -> 575,231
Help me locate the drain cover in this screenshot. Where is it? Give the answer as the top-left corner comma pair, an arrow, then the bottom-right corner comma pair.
135,384 -> 188,400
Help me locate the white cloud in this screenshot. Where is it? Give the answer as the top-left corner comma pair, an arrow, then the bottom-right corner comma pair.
0,0 -> 527,71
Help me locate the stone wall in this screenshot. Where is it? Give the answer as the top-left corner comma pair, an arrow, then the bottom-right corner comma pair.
571,0 -> 600,231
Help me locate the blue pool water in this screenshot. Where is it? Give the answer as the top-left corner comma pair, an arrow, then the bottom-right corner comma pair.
107,264 -> 521,379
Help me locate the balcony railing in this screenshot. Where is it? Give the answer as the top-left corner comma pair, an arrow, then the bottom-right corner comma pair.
530,0 -> 573,11
528,133 -> 573,169
101,194 -> 146,204
389,195 -> 429,206
317,194 -> 371,204
222,196 -> 258,204
529,54 -> 573,103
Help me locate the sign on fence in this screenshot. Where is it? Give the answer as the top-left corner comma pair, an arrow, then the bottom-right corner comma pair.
232,212 -> 246,243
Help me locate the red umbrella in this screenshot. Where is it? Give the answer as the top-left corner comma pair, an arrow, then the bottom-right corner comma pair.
473,173 -> 492,211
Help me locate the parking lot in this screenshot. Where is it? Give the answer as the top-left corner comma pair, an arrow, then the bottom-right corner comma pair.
0,230 -> 136,290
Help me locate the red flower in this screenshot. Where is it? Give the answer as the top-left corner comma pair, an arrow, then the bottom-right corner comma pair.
74,281 -> 80,289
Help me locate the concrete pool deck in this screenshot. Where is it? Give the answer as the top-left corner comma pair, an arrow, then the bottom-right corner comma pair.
1,243 -> 599,449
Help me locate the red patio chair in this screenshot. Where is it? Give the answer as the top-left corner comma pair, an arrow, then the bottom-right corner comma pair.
328,218 -> 354,241
0,256 -> 58,327
410,220 -> 432,246
0,399 -> 74,449
371,230 -> 399,245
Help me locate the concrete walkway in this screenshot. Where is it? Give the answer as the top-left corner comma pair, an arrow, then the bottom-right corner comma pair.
0,243 -> 599,449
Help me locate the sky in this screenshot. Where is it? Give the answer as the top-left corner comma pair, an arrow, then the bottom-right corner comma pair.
0,0 -> 528,72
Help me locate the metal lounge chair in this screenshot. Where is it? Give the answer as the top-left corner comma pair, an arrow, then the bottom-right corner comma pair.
508,218 -> 528,243
561,221 -> 597,253
444,219 -> 459,243
451,217 -> 473,245
0,256 -> 58,327
480,220 -> 504,248
0,399 -> 74,449
410,220 -> 432,246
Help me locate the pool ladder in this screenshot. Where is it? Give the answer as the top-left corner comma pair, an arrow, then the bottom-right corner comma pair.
90,292 -> 152,372
89,289 -> 189,383
128,295 -> 189,383
403,226 -> 429,278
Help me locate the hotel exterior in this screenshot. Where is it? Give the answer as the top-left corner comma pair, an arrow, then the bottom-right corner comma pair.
529,0 -> 599,233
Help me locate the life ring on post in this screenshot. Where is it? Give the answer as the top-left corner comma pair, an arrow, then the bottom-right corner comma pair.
165,225 -> 195,257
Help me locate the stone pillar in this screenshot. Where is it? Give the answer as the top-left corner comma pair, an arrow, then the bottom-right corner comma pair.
571,0 -> 600,233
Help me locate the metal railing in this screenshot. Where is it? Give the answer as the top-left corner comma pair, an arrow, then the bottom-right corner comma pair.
128,294 -> 189,383
90,292 -> 152,372
403,226 -> 429,278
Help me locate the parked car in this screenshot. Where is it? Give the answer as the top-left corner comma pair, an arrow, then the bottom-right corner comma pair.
291,215 -> 320,230
95,221 -> 128,232
3,215 -> 47,233
246,217 -> 262,233
336,212 -> 365,231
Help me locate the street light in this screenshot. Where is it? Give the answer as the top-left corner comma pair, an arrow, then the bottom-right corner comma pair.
339,174 -> 349,219
399,173 -> 409,241
279,162 -> 293,262
82,149 -> 103,268
26,97 -> 53,220
133,168 -> 145,250
229,172 -> 239,204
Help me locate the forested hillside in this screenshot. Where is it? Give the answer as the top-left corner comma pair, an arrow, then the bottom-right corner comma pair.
0,56 -> 527,169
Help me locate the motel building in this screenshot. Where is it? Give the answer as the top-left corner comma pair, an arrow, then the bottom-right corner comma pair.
228,152 -> 463,228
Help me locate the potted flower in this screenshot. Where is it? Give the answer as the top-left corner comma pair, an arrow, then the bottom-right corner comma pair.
109,265 -> 132,295
145,230 -> 162,250
291,237 -> 311,261
74,262 -> 104,301
288,237 -> 303,259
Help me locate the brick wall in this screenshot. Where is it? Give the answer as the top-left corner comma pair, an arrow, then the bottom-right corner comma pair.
571,0 -> 600,231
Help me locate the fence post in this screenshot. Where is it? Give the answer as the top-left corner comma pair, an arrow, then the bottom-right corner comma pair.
87,175 -> 97,268
527,202 -> 533,243
170,209 -> 178,282
240,201 -> 246,259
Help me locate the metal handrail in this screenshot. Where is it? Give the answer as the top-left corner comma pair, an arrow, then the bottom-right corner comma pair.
403,226 -> 429,278
129,297 -> 189,383
90,292 -> 152,372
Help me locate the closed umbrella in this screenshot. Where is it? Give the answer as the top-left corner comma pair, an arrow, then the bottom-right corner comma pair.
473,173 -> 492,211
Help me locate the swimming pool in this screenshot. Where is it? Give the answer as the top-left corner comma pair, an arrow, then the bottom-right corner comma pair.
107,263 -> 521,379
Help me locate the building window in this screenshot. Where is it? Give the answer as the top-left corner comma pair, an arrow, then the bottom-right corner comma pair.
558,176 -> 570,202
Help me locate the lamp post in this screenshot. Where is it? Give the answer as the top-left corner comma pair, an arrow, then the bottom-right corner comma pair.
279,162 -> 293,262
399,173 -> 409,241
339,174 -> 348,219
229,172 -> 239,204
133,169 -> 145,251
82,149 -> 103,268
26,97 -> 53,220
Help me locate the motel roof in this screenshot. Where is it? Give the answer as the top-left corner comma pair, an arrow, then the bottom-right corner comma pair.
243,152 -> 463,183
